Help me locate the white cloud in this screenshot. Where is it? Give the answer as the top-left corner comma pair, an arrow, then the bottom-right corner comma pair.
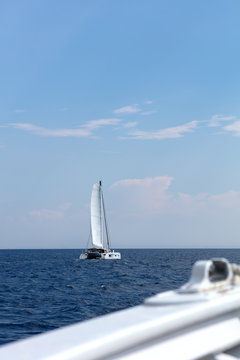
58,202 -> 72,210
113,104 -> 141,114
111,176 -> 173,214
30,202 -> 72,220
30,209 -> 64,220
209,191 -> 240,207
113,102 -> 156,116
208,114 -> 236,127
124,120 -> 199,140
224,121 -> 240,136
14,109 -> 25,113
174,190 -> 240,214
11,123 -> 91,137
108,179 -> 240,248
111,176 -> 173,190
123,122 -> 137,128
140,110 -> 157,116
84,118 -> 121,129
111,176 -> 240,216
10,118 -> 121,137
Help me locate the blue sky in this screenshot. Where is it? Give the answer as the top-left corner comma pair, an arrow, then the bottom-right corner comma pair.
1,0 -> 240,248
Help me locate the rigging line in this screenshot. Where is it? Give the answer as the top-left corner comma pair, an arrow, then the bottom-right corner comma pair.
85,225 -> 91,251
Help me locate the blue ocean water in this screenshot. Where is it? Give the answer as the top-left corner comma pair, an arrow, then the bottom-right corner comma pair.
1,248 -> 240,346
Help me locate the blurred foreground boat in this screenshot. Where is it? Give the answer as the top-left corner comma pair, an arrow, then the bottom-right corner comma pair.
2,258 -> 240,359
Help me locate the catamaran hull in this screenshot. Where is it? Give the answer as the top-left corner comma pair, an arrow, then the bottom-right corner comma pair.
103,252 -> 121,259
80,251 -> 121,260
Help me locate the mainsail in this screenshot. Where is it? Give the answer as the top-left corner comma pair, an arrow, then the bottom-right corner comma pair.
90,182 -> 103,248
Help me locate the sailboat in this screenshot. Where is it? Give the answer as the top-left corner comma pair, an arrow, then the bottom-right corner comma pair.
80,181 -> 121,260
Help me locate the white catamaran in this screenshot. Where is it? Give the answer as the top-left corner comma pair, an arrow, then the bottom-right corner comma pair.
80,181 -> 121,260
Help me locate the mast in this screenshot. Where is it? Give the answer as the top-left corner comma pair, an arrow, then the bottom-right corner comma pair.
101,183 -> 110,250
87,227 -> 91,251
100,181 -> 103,247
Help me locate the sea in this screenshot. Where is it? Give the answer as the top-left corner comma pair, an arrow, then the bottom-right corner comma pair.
1,248 -> 240,346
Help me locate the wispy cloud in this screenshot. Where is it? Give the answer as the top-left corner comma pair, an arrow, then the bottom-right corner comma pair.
113,104 -> 141,114
30,202 -> 72,220
10,118 -> 122,138
58,202 -> 72,210
14,109 -> 25,113
123,122 -> 137,128
140,110 -> 157,116
206,114 -> 240,136
224,121 -> 240,136
30,209 -> 64,220
113,102 -> 156,116
84,118 -> 121,129
123,120 -> 199,140
10,123 -> 91,137
111,176 -> 173,190
208,114 -> 236,127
